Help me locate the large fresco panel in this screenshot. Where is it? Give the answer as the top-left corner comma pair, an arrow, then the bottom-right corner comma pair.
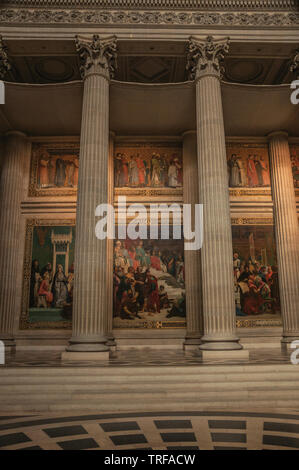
232,222 -> 281,327
114,143 -> 183,190
29,142 -> 79,196
20,220 -> 75,329
226,143 -> 271,189
113,229 -> 186,329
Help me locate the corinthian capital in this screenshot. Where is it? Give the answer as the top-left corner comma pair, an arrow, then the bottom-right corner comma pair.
0,35 -> 11,80
290,49 -> 299,79
75,34 -> 117,79
186,35 -> 230,81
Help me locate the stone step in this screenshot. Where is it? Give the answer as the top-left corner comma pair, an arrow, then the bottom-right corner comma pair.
0,363 -> 295,376
1,379 -> 299,393
1,370 -> 298,385
1,386 -> 299,402
1,395 -> 299,413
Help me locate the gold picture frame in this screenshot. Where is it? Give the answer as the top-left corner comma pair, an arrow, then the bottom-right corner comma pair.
20,218 -> 75,330
29,141 -> 79,197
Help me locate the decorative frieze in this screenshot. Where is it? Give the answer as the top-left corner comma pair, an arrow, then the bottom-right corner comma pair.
0,9 -> 298,27
2,0 -> 298,11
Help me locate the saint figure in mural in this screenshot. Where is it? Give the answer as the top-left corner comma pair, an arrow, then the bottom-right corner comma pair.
30,259 -> 41,307
151,153 -> 161,186
47,158 -> 56,186
38,153 -> 50,187
52,264 -> 69,307
247,154 -> 259,187
136,154 -> 146,186
168,159 -> 178,187
55,158 -> 66,187
254,155 -> 264,186
37,272 -> 53,308
228,154 -> 242,187
128,156 -> 139,186
259,156 -> 270,186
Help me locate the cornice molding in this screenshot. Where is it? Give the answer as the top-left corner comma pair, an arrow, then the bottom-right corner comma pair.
2,0 -> 298,11
0,9 -> 298,27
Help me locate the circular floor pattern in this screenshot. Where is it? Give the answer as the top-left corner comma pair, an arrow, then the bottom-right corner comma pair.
0,410 -> 299,450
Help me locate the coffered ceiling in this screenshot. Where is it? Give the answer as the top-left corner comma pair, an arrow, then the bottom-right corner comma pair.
3,39 -> 297,85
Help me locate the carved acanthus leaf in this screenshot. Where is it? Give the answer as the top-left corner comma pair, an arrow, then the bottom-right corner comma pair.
186,35 -> 230,80
75,34 -> 117,79
0,35 -> 11,79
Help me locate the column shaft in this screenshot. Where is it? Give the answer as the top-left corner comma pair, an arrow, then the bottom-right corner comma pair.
106,131 -> 116,348
268,132 -> 299,343
182,131 -> 202,348
67,73 -> 109,353
0,132 -> 28,347
196,76 -> 241,351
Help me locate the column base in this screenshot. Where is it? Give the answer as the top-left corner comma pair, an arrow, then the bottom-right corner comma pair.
65,335 -> 109,353
184,334 -> 202,351
0,336 -> 16,354
281,334 -> 299,345
62,350 -> 110,362
106,333 -> 117,352
199,335 -> 243,351
199,349 -> 249,362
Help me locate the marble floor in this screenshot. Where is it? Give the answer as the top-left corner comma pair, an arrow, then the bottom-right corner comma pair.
0,410 -> 299,450
2,347 -> 292,368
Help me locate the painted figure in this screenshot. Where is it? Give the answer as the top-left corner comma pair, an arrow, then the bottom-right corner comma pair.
259,156 -> 270,186
38,154 -> 49,187
247,154 -> 259,187
55,158 -> 66,187
52,264 -> 69,307
37,272 -> 53,308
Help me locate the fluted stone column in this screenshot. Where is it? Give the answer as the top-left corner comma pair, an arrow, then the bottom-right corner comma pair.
182,131 -> 202,349
268,132 -> 299,344
187,36 -> 245,356
63,35 -> 117,360
106,131 -> 116,349
0,132 -> 29,349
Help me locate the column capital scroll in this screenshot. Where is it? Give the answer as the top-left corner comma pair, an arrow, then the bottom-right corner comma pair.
290,49 -> 299,79
0,35 -> 12,80
186,35 -> 230,81
267,131 -> 289,141
75,34 -> 117,80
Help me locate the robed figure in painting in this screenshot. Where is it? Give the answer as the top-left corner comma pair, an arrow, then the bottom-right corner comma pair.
52,264 -> 69,308
247,155 -> 259,187
30,259 -> 41,307
38,154 -> 50,187
228,154 -> 242,187
55,159 -> 66,187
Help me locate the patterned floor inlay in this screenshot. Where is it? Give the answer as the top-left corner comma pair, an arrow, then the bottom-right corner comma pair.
2,347 -> 292,368
1,411 -> 299,450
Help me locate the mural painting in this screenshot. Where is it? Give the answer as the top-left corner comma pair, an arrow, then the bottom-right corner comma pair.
20,221 -> 75,329
29,142 -> 79,196
290,144 -> 299,189
226,143 -> 271,188
113,232 -> 186,329
114,144 -> 183,189
232,223 -> 281,325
